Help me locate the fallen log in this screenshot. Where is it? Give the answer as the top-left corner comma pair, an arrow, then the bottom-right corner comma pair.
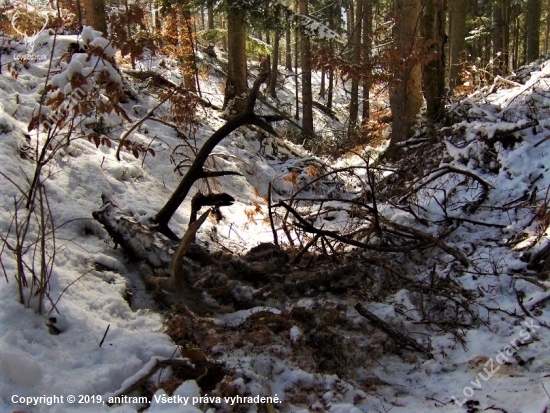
92,196 -> 234,313
92,195 -> 173,268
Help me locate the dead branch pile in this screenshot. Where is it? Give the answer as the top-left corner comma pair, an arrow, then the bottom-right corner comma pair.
89,61 -> 550,411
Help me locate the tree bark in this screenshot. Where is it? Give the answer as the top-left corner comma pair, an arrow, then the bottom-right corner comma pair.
221,18 -> 227,50
83,0 -> 107,34
421,0 -> 446,125
75,0 -> 83,32
362,0 -> 373,122
347,1 -> 354,36
299,0 -> 314,139
492,0 -> 510,76
285,25 -> 293,71
327,68 -> 334,110
124,0 -> 135,69
527,0 -> 542,62
349,0 -> 363,134
502,0 -> 511,72
387,0 -> 423,159
492,0 -> 502,75
269,29 -> 280,98
208,3 -> 214,30
223,0 -> 248,113
294,2 -> 300,121
512,14 -> 520,69
327,2 -> 338,111
449,0 -> 467,89
319,67 -> 326,97
176,7 -> 197,93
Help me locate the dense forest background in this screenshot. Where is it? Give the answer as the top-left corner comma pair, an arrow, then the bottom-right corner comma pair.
4,0 -> 548,156
1,0 -> 550,412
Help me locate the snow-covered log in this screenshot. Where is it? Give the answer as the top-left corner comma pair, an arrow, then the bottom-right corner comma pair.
92,195 -> 174,268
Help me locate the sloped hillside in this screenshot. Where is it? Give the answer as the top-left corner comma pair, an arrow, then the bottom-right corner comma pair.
0,30 -> 549,413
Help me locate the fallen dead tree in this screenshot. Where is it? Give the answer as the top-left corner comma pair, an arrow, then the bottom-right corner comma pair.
90,62 -> 550,408
93,194 -> 484,394
117,71 -> 289,241
92,195 -> 173,268
152,71 -> 288,239
92,196 -> 234,313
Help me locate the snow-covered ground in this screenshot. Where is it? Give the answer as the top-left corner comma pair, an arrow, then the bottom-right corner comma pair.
0,29 -> 549,413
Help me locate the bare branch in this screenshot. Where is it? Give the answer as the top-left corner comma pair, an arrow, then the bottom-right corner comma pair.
354,303 -> 433,359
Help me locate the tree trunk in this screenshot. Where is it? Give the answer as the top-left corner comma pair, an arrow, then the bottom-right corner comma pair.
294,0 -> 300,120
502,0 -> 511,73
513,15 -> 520,69
327,2 -> 338,112
223,1 -> 248,113
527,0 -> 542,62
449,0 -> 467,89
151,2 -> 160,33
493,0 -> 510,76
265,32 -> 271,87
83,0 -> 107,34
319,68 -> 326,97
421,0 -> 446,125
75,0 -> 83,31
208,3 -> 214,30
347,1 -> 354,37
327,68 -> 334,110
269,29 -> 280,98
492,0 -> 503,76
299,0 -> 314,138
221,19 -> 227,51
387,0 -> 423,160
520,17 -> 528,66
483,28 -> 491,80
177,6 -> 197,93
125,0 -> 135,69
349,0 -> 363,134
362,0 -> 373,122
285,25 -> 293,71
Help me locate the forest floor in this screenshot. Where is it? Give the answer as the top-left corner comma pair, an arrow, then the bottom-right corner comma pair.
0,31 -> 549,413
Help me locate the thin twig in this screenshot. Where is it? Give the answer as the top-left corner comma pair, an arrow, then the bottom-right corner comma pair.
48,270 -> 93,316
115,93 -> 174,161
99,324 -> 110,348
292,233 -> 321,264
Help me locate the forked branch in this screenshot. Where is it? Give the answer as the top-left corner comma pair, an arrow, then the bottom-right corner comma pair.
153,71 -> 287,239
